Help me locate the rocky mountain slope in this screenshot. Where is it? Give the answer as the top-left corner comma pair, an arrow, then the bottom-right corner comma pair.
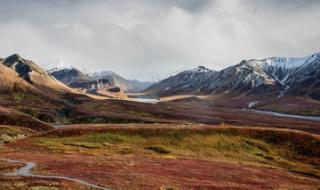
90,71 -> 153,92
0,59 -> 34,93
1,54 -> 77,97
49,67 -> 91,86
50,68 -> 127,98
144,66 -> 218,96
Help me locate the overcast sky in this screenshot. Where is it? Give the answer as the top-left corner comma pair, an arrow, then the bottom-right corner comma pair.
0,0 -> 319,81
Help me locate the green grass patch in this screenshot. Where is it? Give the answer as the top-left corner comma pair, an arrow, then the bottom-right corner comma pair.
29,186 -> 59,190
127,111 -> 154,117
63,142 -> 103,148
85,133 -> 125,144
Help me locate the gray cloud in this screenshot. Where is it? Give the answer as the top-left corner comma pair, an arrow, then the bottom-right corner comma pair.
0,0 -> 319,81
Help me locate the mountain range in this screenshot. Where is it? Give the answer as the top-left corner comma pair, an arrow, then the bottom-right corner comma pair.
144,53 -> 320,101
0,52 -> 319,129
4,52 -> 318,102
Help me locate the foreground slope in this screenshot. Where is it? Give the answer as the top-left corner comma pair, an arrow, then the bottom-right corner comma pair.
0,107 -> 52,131
0,124 -> 319,190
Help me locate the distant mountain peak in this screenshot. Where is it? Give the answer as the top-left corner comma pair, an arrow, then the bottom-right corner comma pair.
144,65 -> 218,96
50,67 -> 91,85
192,66 -> 212,73
249,53 -> 320,69
52,67 -> 83,74
6,53 -> 21,58
3,53 -> 24,65
48,66 -> 76,73
2,54 -> 34,83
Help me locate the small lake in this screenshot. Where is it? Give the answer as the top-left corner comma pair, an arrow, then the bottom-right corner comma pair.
129,98 -> 160,104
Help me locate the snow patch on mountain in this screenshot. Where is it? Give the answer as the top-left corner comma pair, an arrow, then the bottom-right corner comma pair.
239,53 -> 320,97
259,53 -> 320,69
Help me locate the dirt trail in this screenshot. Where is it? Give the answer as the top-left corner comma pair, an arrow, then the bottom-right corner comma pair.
0,158 -> 111,190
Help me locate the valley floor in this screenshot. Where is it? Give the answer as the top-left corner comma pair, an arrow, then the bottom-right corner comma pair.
0,124 -> 319,190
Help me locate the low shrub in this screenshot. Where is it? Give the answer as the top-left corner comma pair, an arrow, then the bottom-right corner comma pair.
145,145 -> 171,154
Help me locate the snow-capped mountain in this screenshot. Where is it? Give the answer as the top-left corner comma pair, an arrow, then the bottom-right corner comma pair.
200,60 -> 283,96
284,53 -> 320,99
145,53 -> 320,100
144,66 -> 218,96
237,53 -> 320,97
252,53 -> 319,87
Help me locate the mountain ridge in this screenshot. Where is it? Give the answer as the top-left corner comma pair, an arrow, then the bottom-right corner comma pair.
51,68 -> 154,93
143,66 -> 218,97
90,70 -> 154,92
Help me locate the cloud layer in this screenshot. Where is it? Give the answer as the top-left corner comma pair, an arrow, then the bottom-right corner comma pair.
0,0 -> 319,81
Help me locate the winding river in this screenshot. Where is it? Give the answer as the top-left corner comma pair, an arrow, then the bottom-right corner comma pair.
243,109 -> 320,122
0,158 -> 111,190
